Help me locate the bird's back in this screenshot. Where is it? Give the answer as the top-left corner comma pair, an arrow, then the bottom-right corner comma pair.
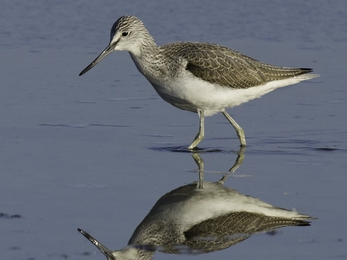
160,42 -> 314,89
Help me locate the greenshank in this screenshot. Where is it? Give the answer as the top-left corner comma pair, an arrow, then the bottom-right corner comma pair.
79,15 -> 319,149
78,178 -> 313,259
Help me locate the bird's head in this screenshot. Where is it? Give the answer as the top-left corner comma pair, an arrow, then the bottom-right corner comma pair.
79,15 -> 153,76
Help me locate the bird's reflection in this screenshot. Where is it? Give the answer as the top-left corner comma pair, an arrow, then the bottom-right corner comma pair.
78,152 -> 314,259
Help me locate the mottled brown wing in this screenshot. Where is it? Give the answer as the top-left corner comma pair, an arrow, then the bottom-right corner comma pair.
162,42 -> 312,89
182,211 -> 310,253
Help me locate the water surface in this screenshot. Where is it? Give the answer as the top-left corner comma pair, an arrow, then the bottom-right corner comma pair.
1,1 -> 346,259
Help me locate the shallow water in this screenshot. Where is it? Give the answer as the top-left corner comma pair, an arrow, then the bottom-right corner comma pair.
1,1 -> 346,259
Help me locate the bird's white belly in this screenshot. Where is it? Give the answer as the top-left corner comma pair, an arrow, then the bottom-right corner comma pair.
150,183 -> 310,230
148,72 -> 312,117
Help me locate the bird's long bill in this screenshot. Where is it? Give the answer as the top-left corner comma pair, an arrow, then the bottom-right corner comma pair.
79,44 -> 114,76
77,228 -> 115,260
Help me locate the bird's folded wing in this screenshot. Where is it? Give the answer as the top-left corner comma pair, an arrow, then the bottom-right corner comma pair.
162,42 -> 313,89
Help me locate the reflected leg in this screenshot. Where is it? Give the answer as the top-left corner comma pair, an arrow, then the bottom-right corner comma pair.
229,146 -> 246,173
191,152 -> 204,189
192,153 -> 204,189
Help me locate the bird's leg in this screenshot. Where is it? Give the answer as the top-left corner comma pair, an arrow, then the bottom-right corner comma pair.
188,109 -> 205,150
222,111 -> 247,147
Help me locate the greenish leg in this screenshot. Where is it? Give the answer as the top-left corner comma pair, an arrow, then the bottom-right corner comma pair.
222,111 -> 247,147
191,152 -> 204,189
188,109 -> 205,150
229,146 -> 246,173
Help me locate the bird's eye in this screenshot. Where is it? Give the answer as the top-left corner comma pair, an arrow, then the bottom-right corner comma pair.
122,32 -> 129,37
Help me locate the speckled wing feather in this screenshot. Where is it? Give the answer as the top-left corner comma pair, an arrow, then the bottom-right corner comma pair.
162,42 -> 313,89
182,211 -> 310,253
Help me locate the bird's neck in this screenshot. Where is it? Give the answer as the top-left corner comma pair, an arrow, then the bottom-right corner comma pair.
129,42 -> 166,81
113,246 -> 155,260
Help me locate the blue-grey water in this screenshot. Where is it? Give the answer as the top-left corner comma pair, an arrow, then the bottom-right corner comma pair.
1,1 -> 346,259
